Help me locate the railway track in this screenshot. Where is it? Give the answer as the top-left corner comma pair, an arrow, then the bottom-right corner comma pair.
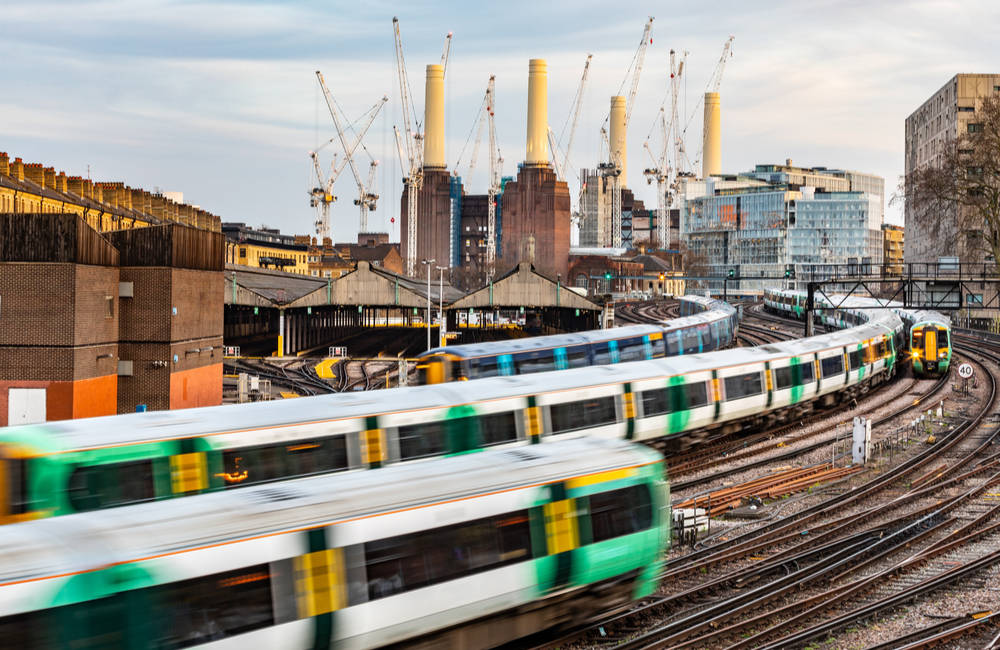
531,306 -> 1000,649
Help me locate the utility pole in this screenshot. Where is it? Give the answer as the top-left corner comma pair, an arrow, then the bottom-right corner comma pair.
423,258 -> 435,351
437,266 -> 447,347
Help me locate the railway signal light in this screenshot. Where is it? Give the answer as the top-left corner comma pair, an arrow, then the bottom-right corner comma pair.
727,269 -> 735,279
604,271 -> 613,280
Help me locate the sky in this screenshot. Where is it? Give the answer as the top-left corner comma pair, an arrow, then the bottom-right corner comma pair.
1,0 -> 996,239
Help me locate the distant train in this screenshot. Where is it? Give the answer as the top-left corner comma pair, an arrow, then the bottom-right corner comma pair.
0,437 -> 668,648
0,295 -> 897,524
763,288 -> 951,377
416,295 -> 739,383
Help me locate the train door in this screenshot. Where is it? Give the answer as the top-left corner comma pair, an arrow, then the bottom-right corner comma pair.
497,354 -> 515,376
925,328 -> 937,361
0,451 -> 32,524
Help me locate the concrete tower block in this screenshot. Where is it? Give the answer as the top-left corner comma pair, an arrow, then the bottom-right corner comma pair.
610,95 -> 627,186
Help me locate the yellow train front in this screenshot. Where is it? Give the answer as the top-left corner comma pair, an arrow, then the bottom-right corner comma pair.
906,314 -> 952,378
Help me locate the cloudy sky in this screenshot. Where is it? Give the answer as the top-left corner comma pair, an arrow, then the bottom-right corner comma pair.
1,0 -> 995,238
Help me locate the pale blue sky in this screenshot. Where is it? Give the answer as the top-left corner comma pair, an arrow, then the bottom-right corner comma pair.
1,0 -> 995,237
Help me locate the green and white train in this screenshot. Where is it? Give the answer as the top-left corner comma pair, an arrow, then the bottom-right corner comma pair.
0,437 -> 667,648
0,300 -> 903,524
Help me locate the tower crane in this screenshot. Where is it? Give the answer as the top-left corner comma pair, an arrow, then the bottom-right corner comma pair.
308,149 -> 337,240
353,160 -> 380,228
440,31 -> 453,78
315,71 -> 388,236
643,48 -> 686,249
604,17 -> 653,249
681,35 -> 734,169
484,76 -> 501,278
551,54 -> 592,183
393,16 -> 424,277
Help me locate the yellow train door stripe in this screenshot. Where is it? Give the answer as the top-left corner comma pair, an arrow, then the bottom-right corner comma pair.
170,452 -> 208,494
294,548 -> 346,618
525,406 -> 542,439
567,467 -> 635,490
544,499 -> 579,555
361,429 -> 385,465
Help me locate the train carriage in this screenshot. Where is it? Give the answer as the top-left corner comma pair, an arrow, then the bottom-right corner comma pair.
416,295 -> 738,384
0,438 -> 667,649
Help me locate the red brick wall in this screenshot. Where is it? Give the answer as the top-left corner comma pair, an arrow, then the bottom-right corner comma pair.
0,375 -> 116,426
499,165 -> 571,279
401,169 -> 454,273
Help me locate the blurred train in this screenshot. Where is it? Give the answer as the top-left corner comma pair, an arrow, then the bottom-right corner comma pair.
0,298 -> 899,523
416,295 -> 739,383
764,288 -> 951,377
0,438 -> 667,648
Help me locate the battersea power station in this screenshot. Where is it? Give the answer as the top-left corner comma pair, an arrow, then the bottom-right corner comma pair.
401,59 -> 572,281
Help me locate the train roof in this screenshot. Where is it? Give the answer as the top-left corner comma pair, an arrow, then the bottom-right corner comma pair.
421,323 -> 665,359
0,437 -> 660,591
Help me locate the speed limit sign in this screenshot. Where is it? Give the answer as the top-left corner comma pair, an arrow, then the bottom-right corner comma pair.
958,363 -> 974,379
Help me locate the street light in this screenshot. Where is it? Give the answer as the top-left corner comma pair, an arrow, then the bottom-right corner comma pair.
422,258 -> 435,352
436,265 -> 448,347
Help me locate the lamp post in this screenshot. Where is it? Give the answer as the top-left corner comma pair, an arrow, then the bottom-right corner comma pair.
436,266 -> 448,347
422,259 -> 435,351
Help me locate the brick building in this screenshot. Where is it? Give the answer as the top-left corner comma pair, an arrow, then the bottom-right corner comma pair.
0,215 -> 223,425
500,165 -> 572,279
567,254 -> 644,296
110,225 -> 224,412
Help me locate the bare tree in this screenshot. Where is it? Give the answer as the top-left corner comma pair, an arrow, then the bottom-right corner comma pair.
899,93 -> 1000,266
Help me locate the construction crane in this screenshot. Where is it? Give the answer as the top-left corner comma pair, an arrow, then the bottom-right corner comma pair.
680,35 -> 735,169
315,71 -> 387,235
604,17 -> 653,249
551,54 -> 592,183
308,149 -> 337,240
643,48 -> 686,249
484,76 -> 501,278
393,16 -> 424,277
440,31 -> 453,78
353,160 -> 379,229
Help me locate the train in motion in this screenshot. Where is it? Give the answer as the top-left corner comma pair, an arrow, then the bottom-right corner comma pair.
0,295 -> 900,523
763,288 -> 951,378
0,438 -> 667,648
416,294 -> 739,383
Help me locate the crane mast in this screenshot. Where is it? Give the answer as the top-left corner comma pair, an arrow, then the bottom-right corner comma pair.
440,31 -> 453,78
315,71 -> 387,237
607,17 -> 653,249
484,76 -> 500,278
393,16 -> 424,277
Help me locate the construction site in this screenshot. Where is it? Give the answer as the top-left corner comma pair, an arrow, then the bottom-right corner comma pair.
307,17 -> 738,289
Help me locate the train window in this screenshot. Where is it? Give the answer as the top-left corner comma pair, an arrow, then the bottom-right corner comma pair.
67,460 -> 155,512
6,458 -> 30,515
479,411 -> 519,446
592,342 -> 612,365
588,485 -> 653,543
848,350 -> 862,370
665,332 -> 681,356
363,511 -> 532,600
682,330 -> 700,354
800,360 -> 815,382
939,328 -> 950,347
773,365 -> 793,390
724,372 -> 763,400
685,382 -> 709,408
641,388 -> 669,416
618,337 -> 647,362
469,356 -> 499,379
549,396 -> 617,434
649,336 -> 666,358
397,422 -> 447,460
821,355 -> 844,378
221,437 -> 349,488
566,345 -> 590,368
514,350 -> 555,374
152,564 -> 275,647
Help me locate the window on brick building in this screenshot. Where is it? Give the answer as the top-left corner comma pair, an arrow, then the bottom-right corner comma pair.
105,296 -> 114,319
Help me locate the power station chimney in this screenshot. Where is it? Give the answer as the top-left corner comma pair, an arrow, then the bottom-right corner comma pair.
610,95 -> 627,187
525,58 -> 549,165
702,91 -> 721,177
423,64 -> 446,169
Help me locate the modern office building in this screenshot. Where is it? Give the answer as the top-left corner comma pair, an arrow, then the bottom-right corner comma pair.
904,73 -> 1000,264
679,163 -> 885,291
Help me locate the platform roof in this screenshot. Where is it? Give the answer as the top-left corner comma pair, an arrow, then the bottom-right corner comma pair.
449,262 -> 601,311
288,261 -> 465,308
